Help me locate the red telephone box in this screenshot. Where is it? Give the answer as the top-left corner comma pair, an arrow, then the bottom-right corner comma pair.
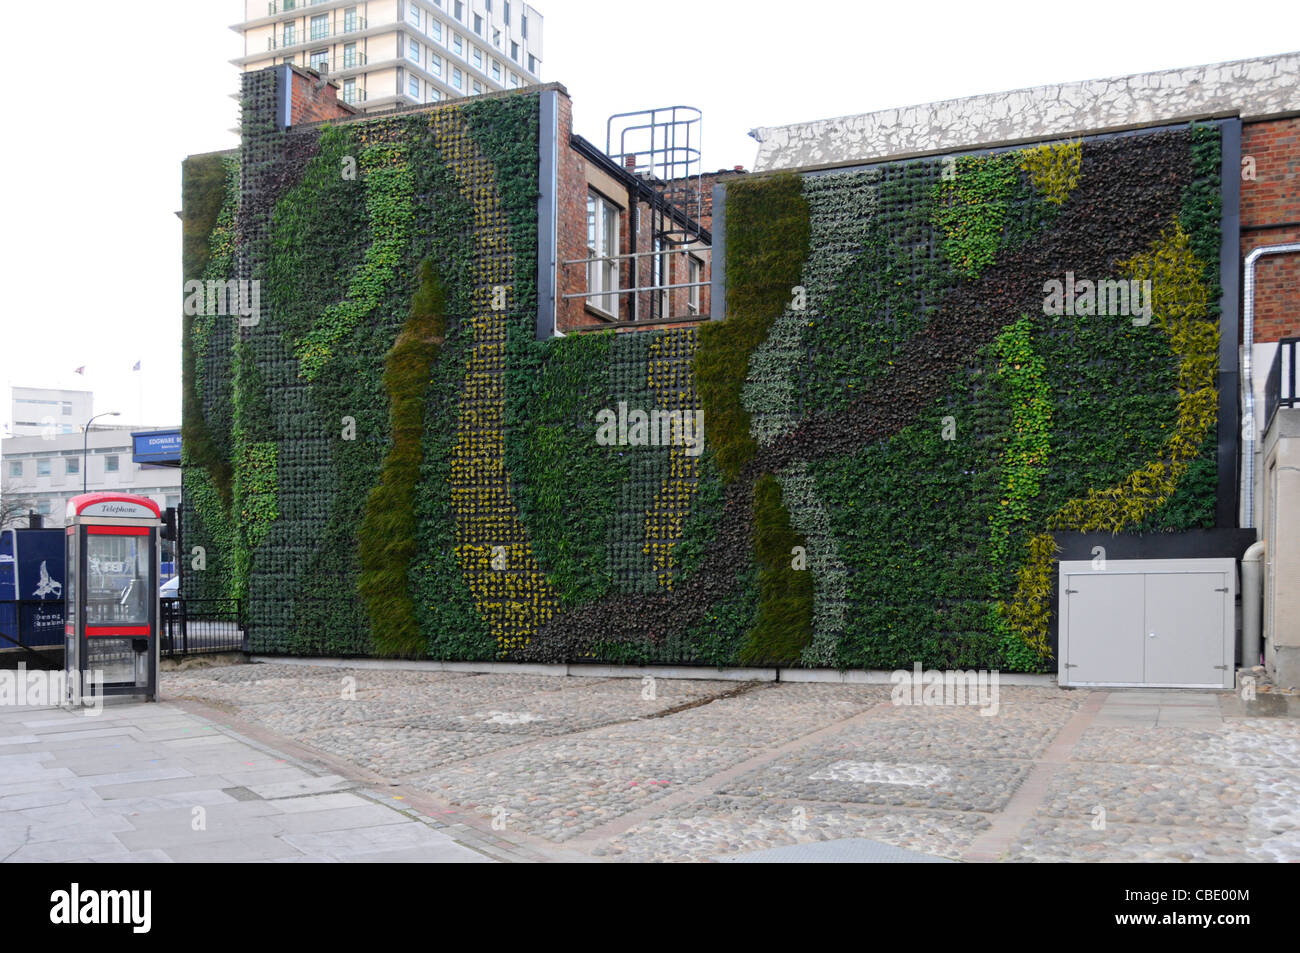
64,493 -> 161,702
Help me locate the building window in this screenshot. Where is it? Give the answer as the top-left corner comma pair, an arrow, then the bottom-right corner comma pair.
485,0 -> 492,10
409,74 -> 420,97
521,14 -> 528,38
7,461 -> 20,478
343,77 -> 358,103
493,28 -> 501,48
61,402 -> 71,416
37,459 -> 50,477
688,256 -> 702,315
511,40 -> 518,61
474,13 -> 483,35
65,457 -> 79,476
472,79 -> 482,94
344,7 -> 358,31
430,53 -> 443,76
453,34 -> 463,55
509,72 -> 519,87
491,59 -> 501,81
283,23 -> 297,46
452,67 -> 463,89
343,42 -> 357,67
454,1 -> 464,20
407,2 -> 420,27
408,37 -> 421,62
654,239 -> 669,317
504,1 -> 511,25
37,500 -> 51,516
105,455 -> 120,473
473,47 -> 482,69
428,87 -> 441,103
528,53 -> 536,74
310,14 -> 328,40
429,19 -> 442,43
310,49 -> 329,71
587,192 -> 620,318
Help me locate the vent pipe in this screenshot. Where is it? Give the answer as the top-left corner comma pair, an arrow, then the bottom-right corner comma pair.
1241,242 -> 1300,527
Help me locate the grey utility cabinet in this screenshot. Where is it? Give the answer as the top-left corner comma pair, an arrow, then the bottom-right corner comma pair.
1058,558 -> 1236,689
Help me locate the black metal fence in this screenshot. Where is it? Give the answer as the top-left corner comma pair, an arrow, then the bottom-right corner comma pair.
1265,336 -> 1297,429
161,599 -> 245,657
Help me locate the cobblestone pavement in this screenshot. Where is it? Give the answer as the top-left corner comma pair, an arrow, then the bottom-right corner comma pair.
151,661 -> 1300,862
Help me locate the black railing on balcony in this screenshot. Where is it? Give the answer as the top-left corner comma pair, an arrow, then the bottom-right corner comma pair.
1265,336 -> 1298,429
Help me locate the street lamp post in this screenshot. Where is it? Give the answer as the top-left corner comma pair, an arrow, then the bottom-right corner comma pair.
83,412 -> 121,494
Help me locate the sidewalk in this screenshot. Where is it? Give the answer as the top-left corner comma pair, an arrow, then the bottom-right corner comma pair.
0,700 -> 497,863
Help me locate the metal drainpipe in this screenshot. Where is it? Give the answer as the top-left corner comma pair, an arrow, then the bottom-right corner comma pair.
1241,539 -> 1267,669
1241,242 -> 1300,528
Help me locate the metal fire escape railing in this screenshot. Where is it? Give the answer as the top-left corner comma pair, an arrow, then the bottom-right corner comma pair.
560,107 -> 710,324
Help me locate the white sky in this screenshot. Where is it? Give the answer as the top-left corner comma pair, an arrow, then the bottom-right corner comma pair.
1,0 -> 1296,435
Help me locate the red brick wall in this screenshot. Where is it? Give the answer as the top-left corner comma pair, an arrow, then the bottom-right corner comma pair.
288,67 -> 355,126
1241,116 -> 1300,343
555,93 -> 713,334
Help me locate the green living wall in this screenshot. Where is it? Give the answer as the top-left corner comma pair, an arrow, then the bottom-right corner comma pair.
182,74 -> 1223,672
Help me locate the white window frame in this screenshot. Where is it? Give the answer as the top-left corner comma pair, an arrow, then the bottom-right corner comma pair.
586,191 -> 620,318
688,256 -> 702,315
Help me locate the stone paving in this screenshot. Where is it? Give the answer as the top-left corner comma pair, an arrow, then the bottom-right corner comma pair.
4,661 -> 1299,862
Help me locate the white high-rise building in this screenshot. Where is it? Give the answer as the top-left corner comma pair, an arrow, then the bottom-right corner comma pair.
8,387 -> 93,438
232,0 -> 545,112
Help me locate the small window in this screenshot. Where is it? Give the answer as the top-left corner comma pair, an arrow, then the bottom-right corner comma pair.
493,28 -> 501,48
409,75 -> 420,98
509,72 -> 519,87
473,47 -> 482,69
343,7 -> 358,31
37,500 -> 51,516
105,455 -> 120,473
310,49 -> 329,71
65,457 -> 79,476
61,402 -> 72,416
407,3 -> 421,27
310,14 -> 327,40
428,87 -> 442,103
453,34 -> 463,55
454,0 -> 464,20
430,53 -> 443,76
521,14 -> 528,39
429,19 -> 442,43
7,461 -> 21,478
452,67 -> 463,89
343,77 -> 358,103
586,192 -> 620,318
491,59 -> 501,81
472,79 -> 482,94
688,256 -> 702,315
408,37 -> 421,62
37,459 -> 51,477
283,23 -> 296,46
474,13 -> 483,35
504,1 -> 511,25
510,40 -> 518,60
528,53 -> 536,74
343,42 -> 357,67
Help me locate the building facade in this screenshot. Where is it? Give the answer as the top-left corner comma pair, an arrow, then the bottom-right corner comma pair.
8,387 -> 93,438
232,0 -> 544,112
1,427 -> 182,530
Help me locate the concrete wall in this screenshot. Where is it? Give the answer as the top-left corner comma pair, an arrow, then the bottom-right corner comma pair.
1260,407 -> 1300,686
751,52 -> 1300,172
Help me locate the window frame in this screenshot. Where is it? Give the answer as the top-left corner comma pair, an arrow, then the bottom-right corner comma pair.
586,191 -> 621,319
